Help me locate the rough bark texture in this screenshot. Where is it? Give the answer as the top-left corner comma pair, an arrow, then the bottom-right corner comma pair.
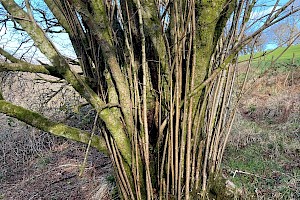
0,0 -> 298,199
0,100 -> 107,152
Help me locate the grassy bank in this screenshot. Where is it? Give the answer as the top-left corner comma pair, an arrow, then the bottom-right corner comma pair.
223,50 -> 300,199
239,45 -> 300,73
239,44 -> 300,63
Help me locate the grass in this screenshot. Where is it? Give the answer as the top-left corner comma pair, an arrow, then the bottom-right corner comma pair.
223,59 -> 300,199
223,116 -> 300,199
239,44 -> 300,63
239,44 -> 300,74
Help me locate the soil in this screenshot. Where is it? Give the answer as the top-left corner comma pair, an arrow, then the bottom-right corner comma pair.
0,72 -> 114,200
239,67 -> 300,124
0,140 -> 113,200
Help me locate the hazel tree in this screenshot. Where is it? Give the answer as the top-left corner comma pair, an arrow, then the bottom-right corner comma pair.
0,0 -> 299,199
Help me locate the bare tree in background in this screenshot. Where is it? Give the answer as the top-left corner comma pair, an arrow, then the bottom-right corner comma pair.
270,15 -> 300,46
241,33 -> 267,54
0,0 -> 299,199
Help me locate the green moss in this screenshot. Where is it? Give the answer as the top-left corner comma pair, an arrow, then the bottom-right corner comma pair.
99,108 -> 132,165
213,0 -> 236,46
208,174 -> 234,200
90,0 -> 111,42
0,100 -> 107,153
104,69 -> 119,104
189,173 -> 235,199
0,63 -> 51,74
195,0 -> 228,92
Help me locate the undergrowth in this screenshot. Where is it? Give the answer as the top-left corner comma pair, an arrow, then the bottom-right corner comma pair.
223,63 -> 300,199
224,115 -> 299,199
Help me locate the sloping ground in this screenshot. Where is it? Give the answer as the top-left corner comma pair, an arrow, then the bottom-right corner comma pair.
239,44 -> 300,63
223,67 -> 300,199
1,66 -> 299,199
239,69 -> 300,124
1,143 -> 113,200
0,72 -> 114,200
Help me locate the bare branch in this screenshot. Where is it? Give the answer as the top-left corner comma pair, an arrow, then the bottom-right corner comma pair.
0,99 -> 107,153
0,62 -> 50,74
0,47 -> 24,63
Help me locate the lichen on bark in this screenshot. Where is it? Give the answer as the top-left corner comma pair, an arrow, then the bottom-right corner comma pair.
0,100 -> 107,153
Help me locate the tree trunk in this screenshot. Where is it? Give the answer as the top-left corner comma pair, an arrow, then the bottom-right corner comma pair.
0,0 -> 298,199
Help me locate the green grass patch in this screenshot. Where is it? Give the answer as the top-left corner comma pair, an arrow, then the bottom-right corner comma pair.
239,44 -> 300,63
225,145 -> 282,176
239,45 -> 300,74
223,114 -> 300,199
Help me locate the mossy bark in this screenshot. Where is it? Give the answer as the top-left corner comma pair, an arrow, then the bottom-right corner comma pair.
194,0 -> 228,93
0,47 -> 24,63
0,62 -> 75,80
0,0 -> 276,199
0,100 -> 107,153
2,0 -> 132,165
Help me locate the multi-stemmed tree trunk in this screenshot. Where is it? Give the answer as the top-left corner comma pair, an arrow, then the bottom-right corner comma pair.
0,0 -> 298,199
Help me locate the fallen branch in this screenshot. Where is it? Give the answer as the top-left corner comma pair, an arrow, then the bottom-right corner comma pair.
232,170 -> 266,180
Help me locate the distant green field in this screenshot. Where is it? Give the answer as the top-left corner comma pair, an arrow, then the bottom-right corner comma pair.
239,44 -> 300,64
239,44 -> 300,72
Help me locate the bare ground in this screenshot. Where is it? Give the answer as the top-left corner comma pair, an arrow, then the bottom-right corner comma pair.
1,142 -> 113,200
223,66 -> 300,199
0,72 -> 115,200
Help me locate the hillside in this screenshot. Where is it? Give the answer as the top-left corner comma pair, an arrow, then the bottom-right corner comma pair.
223,49 -> 300,199
239,44 -> 300,65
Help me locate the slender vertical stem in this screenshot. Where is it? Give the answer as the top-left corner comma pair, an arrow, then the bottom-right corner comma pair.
135,0 -> 153,198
